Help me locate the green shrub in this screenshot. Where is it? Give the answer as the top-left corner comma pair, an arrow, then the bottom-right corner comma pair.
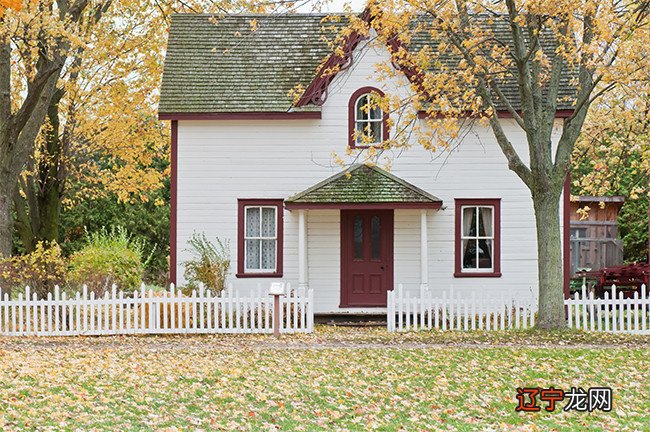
0,241 -> 67,298
183,233 -> 230,293
68,227 -> 152,295
60,188 -> 169,285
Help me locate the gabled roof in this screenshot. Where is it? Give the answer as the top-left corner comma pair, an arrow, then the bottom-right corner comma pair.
159,13 -> 577,116
284,164 -> 442,209
159,14 -> 342,115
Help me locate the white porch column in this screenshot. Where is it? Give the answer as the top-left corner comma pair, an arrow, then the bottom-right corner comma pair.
420,209 -> 429,291
298,210 -> 308,289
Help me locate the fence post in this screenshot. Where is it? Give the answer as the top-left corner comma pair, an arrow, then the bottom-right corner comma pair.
397,284 -> 404,331
387,288 -> 394,332
641,284 -> 649,333
307,288 -> 314,333
269,282 -> 285,337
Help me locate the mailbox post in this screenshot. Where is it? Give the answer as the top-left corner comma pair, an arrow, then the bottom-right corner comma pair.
269,282 -> 286,337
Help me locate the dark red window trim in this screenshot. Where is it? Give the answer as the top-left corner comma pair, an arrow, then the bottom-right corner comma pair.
236,199 -> 284,278
348,87 -> 390,149
454,198 -> 502,278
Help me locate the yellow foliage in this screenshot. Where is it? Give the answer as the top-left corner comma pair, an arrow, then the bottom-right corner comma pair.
0,241 -> 66,297
0,0 -> 21,18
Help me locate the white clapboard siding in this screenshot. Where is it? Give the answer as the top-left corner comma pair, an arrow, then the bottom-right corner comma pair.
0,283 -> 314,337
565,284 -> 649,335
387,284 -> 537,332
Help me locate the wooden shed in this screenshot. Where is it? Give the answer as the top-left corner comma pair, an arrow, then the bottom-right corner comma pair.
569,196 -> 625,277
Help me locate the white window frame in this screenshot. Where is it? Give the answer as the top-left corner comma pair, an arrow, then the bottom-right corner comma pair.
244,205 -> 278,273
460,205 -> 495,273
354,93 -> 383,146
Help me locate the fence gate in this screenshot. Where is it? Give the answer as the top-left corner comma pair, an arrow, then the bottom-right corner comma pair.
0,283 -> 314,337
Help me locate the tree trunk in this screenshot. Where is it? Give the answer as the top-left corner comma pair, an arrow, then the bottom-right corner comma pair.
532,187 -> 566,329
0,179 -> 12,257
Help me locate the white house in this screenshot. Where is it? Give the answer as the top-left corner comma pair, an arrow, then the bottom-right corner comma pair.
159,12 -> 572,314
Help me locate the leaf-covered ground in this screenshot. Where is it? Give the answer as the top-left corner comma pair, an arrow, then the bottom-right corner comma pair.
1,327 -> 648,431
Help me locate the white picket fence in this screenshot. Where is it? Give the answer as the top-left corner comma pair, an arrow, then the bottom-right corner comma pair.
388,284 -> 650,334
566,284 -> 649,334
387,285 -> 537,332
0,283 -> 314,337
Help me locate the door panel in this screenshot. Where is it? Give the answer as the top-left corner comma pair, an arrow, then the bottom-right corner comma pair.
340,210 -> 394,307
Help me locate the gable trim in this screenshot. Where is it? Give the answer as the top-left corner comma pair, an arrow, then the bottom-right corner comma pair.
294,9 -> 372,107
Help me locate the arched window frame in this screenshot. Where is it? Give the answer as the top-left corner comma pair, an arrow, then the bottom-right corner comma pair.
348,87 -> 389,148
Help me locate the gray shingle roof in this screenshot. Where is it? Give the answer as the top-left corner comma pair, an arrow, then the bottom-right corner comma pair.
285,164 -> 442,205
159,13 -> 577,114
159,14 -> 340,113
409,16 -> 577,111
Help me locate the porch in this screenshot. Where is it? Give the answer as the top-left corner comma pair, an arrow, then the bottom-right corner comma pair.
284,164 -> 442,313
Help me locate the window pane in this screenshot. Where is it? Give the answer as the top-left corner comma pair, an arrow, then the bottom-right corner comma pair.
368,96 -> 382,120
355,120 -> 366,144
371,215 -> 381,259
462,239 -> 477,269
478,239 -> 493,268
570,228 -> 587,239
354,216 -> 363,259
478,207 -> 493,237
462,207 -> 477,237
261,207 -> 276,237
246,239 -> 260,269
356,95 -> 368,120
261,239 -> 276,270
245,207 -> 260,237
369,120 -> 382,143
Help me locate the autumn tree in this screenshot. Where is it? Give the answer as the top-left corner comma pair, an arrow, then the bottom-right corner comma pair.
2,0 -> 283,255
0,0 -> 100,257
572,84 -> 650,262
356,0 -> 650,328
12,0 -> 169,252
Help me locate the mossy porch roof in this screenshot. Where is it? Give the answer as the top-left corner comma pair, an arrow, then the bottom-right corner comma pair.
285,164 -> 442,206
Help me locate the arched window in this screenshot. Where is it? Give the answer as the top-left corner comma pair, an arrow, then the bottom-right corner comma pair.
348,87 -> 388,148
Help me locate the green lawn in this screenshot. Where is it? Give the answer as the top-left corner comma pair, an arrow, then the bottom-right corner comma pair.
0,328 -> 648,430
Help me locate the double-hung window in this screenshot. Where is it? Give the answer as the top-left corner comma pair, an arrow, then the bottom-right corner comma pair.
454,199 -> 501,277
237,199 -> 283,277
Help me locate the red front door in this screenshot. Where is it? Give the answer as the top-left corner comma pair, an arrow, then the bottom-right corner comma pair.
340,209 -> 394,307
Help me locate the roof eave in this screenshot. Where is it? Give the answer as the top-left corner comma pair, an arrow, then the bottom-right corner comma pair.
158,111 -> 322,121
284,202 -> 443,210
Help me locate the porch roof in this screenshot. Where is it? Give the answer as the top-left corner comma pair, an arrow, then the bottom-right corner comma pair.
285,164 -> 442,209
